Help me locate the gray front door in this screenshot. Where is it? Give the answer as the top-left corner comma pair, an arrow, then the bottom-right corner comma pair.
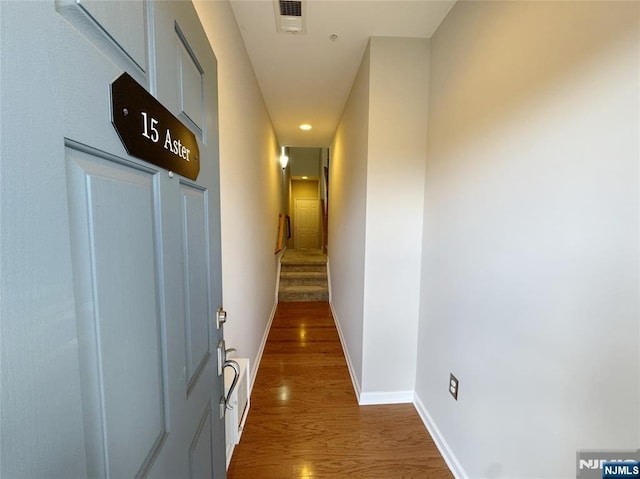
1,1 -> 226,477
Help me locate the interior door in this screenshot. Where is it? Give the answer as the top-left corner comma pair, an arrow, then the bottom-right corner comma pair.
1,1 -> 226,478
295,198 -> 320,249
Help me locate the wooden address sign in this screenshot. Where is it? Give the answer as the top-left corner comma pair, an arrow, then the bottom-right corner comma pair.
111,73 -> 200,180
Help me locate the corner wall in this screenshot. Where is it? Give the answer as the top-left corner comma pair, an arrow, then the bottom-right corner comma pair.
328,44 -> 371,395
329,38 -> 430,401
416,2 -> 640,477
194,1 -> 283,378
361,37 -> 429,400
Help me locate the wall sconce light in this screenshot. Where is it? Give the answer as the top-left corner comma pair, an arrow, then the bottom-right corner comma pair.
280,146 -> 289,170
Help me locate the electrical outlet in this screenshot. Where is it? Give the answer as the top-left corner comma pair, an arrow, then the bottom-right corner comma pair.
449,373 -> 459,400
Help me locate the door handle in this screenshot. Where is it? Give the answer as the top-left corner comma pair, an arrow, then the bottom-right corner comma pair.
223,359 -> 240,412
217,337 -> 240,370
217,339 -> 225,376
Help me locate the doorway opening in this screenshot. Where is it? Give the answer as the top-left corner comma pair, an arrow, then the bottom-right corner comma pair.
283,147 -> 328,252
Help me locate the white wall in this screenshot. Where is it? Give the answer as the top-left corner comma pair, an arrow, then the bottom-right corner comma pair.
194,1 -> 283,379
415,2 -> 640,478
328,44 -> 371,395
290,147 -> 321,178
361,37 -> 429,400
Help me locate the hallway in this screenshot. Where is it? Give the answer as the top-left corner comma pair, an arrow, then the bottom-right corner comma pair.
227,302 -> 452,478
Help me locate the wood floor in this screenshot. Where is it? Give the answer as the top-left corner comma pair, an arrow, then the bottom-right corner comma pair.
227,302 -> 453,479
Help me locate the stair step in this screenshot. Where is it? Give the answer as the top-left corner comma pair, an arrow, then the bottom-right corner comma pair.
281,271 -> 326,278
280,272 -> 327,287
278,285 -> 329,302
280,251 -> 326,266
278,250 -> 328,302
280,279 -> 328,287
280,263 -> 327,273
281,259 -> 326,267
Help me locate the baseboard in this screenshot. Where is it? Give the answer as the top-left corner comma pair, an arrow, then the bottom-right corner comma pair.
413,393 -> 468,479
274,247 -> 286,303
326,258 -> 332,302
329,301 -> 362,402
254,246 -> 285,391
249,300 -> 277,395
359,390 -> 414,405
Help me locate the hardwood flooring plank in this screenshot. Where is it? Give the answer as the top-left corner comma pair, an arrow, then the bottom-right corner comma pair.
227,301 -> 452,478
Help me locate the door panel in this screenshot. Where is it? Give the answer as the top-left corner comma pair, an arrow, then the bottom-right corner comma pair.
56,0 -> 148,85
1,1 -> 225,478
177,29 -> 205,133
189,403 -> 215,479
76,0 -> 148,72
181,183 -> 212,392
66,146 -> 167,478
150,3 -> 224,478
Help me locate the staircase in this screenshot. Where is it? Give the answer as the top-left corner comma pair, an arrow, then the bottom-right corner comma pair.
278,249 -> 329,302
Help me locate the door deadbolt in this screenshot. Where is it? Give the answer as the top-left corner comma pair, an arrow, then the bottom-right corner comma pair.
216,307 -> 227,329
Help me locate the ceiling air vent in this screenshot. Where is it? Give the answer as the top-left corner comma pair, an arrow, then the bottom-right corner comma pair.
274,0 -> 305,34
279,1 -> 301,16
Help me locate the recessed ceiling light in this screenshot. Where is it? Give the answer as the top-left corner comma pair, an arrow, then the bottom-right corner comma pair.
299,124 -> 312,130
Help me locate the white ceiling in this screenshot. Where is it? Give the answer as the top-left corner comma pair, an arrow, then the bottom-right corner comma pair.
229,0 -> 456,147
